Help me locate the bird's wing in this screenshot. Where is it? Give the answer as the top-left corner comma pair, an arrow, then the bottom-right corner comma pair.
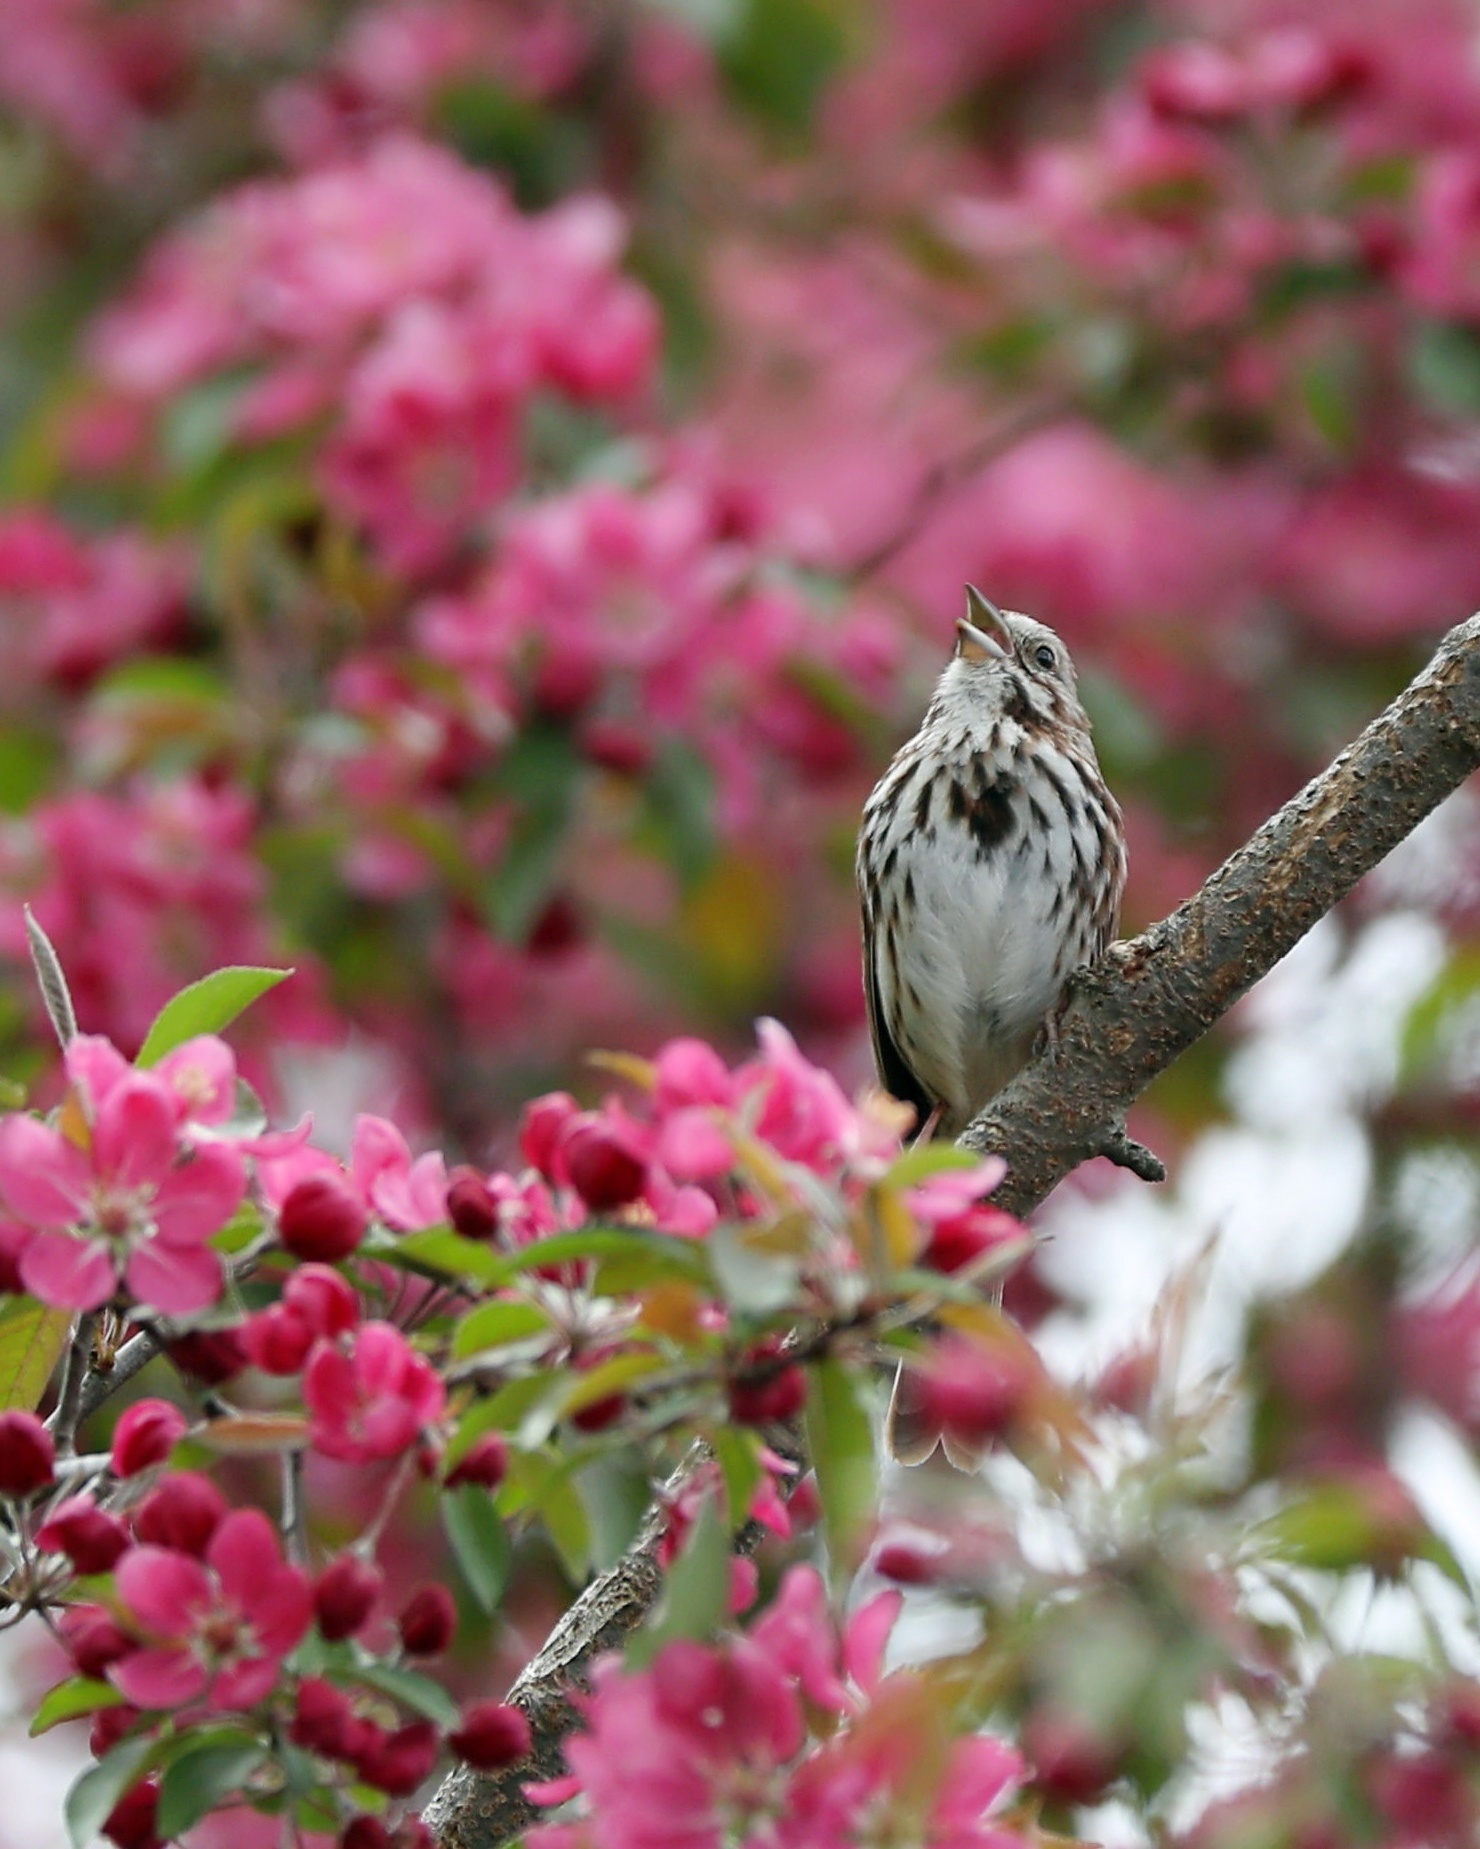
862,909 -> 935,1130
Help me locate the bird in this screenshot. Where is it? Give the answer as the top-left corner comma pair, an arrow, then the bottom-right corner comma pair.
856,586 -> 1126,1461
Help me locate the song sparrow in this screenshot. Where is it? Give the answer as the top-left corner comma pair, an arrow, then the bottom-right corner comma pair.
856,586 -> 1126,1461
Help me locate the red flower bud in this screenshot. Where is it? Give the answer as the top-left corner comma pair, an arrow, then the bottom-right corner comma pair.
90,1705 -> 139,1757
1023,1708 -> 1120,1806
314,1553 -> 383,1641
240,1304 -> 315,1374
446,1167 -> 498,1241
874,1538 -> 946,1586
561,1115 -> 646,1212
278,1173 -> 367,1262
449,1700 -> 531,1769
398,1582 -> 457,1656
111,1399 -> 187,1477
519,1092 -> 577,1177
132,1470 -> 226,1556
36,1495 -> 129,1572
917,1336 -> 1032,1452
0,1409 -> 55,1496
165,1328 -> 247,1385
341,1822 -> 392,1849
444,1432 -> 509,1491
727,1340 -> 807,1425
354,1718 -> 441,1795
286,1263 -> 361,1336
580,717 -> 654,777
291,1676 -> 358,1758
103,1778 -> 161,1849
60,1604 -> 132,1677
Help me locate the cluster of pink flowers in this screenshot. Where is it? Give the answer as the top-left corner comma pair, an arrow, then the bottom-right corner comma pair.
527,1564 -> 1028,1849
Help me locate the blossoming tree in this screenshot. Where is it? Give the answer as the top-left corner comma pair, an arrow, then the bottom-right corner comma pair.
4,2 -> 1480,1847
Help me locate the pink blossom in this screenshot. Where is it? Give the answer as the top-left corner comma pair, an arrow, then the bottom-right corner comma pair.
350,1116 -> 448,1231
735,1018 -> 858,1170
0,1050 -> 244,1314
242,1264 -> 361,1375
304,1320 -> 446,1462
111,1508 -> 312,1711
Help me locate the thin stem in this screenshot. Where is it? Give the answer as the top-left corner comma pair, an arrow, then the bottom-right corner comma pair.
282,1448 -> 308,1568
76,1328 -> 163,1424
47,1312 -> 100,1456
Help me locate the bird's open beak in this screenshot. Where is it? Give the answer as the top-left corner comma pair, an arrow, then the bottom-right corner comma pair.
955,585 -> 1011,663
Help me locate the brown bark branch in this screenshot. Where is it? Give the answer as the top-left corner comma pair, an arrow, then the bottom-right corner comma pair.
425,611 -> 1480,1846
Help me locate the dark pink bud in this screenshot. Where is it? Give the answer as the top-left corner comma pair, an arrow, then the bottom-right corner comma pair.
341,1821 -> 392,1849
561,1115 -> 646,1212
1023,1708 -> 1120,1806
448,1700 -> 531,1769
922,1206 -> 1020,1275
314,1554 -> 383,1641
111,1399 -> 187,1476
580,717 -> 654,776
90,1704 -> 139,1757
36,1495 -> 129,1572
354,1718 -> 441,1796
446,1167 -> 498,1241
917,1337 -> 1031,1452
291,1677 -> 358,1757
527,893 -> 583,958
444,1432 -> 509,1491
240,1303 -> 315,1375
279,1174 -> 368,1262
286,1264 -> 360,1337
132,1470 -> 226,1556
519,1092 -> 577,1177
727,1340 -> 807,1426
397,1583 -> 456,1657
103,1778 -> 161,1849
60,1604 -> 132,1677
1441,1678 -> 1480,1750
0,1409 -> 55,1496
165,1328 -> 246,1385
874,1538 -> 945,1586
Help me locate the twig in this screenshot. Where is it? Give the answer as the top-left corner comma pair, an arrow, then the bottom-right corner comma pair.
46,1313 -> 100,1457
76,1329 -> 163,1424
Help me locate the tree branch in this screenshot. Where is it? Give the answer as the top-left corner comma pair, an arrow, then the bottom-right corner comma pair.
965,611 -> 1480,1211
424,611 -> 1480,1846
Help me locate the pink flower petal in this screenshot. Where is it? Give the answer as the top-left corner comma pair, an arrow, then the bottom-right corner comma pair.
124,1239 -> 223,1315
116,1545 -> 213,1637
64,1037 -> 133,1114
155,1036 -> 237,1126
842,1590 -> 902,1696
151,1144 -> 246,1244
0,1116 -> 90,1228
207,1509 -> 282,1601
210,1653 -> 280,1711
93,1075 -> 179,1191
19,1232 -> 117,1310
110,1645 -> 209,1711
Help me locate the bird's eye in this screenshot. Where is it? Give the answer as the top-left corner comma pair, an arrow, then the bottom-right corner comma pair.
1032,643 -> 1056,671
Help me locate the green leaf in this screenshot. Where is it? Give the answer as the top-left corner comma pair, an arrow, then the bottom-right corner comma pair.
30,1677 -> 125,1737
712,1425 -> 763,1529
483,725 -> 583,942
442,1484 -> 513,1613
1409,321 -> 1480,419
719,0 -> 848,140
66,1739 -> 155,1849
511,1226 -> 708,1280
354,1662 -> 462,1730
0,1295 -> 72,1411
451,1299 -> 551,1361
637,740 -> 717,890
629,1490 -> 729,1668
395,1227 -> 513,1288
579,1453 -> 652,1570
708,1223 -> 802,1315
805,1358 -> 877,1574
156,1737 -> 267,1840
557,1351 -> 668,1417
512,1453 -> 592,1581
136,967 -> 293,1066
881,1142 -> 986,1189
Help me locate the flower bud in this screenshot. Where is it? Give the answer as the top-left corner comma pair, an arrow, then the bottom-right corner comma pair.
398,1582 -> 457,1657
449,1701 -> 531,1769
287,1263 -> 360,1336
727,1340 -> 806,1425
132,1470 -> 226,1556
291,1677 -> 358,1758
446,1167 -> 498,1241
341,1822 -> 392,1849
518,1092 -> 577,1177
580,717 -> 654,777
561,1115 -> 646,1212
0,1409 -> 55,1496
354,1718 -> 441,1795
314,1554 -> 383,1641
279,1173 -> 367,1262
240,1304 -> 315,1374
165,1328 -> 247,1385
60,1604 -> 132,1677
444,1432 -> 509,1491
35,1495 -> 129,1572
111,1400 -> 187,1477
102,1778 -> 161,1849
90,1705 -> 138,1757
